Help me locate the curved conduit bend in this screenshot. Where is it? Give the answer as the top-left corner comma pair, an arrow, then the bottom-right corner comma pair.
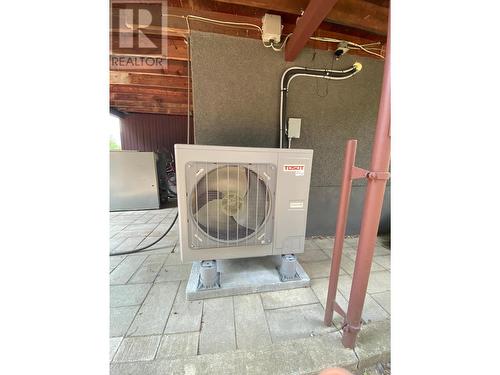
279,63 -> 362,148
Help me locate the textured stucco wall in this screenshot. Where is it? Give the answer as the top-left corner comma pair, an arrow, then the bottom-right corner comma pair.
190,31 -> 390,236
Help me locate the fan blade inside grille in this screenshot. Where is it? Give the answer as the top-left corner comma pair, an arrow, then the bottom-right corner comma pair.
206,166 -> 248,197
233,171 -> 267,230
196,199 -> 232,231
192,165 -> 270,242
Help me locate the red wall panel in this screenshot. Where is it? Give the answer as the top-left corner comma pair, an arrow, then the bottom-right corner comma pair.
120,113 -> 194,153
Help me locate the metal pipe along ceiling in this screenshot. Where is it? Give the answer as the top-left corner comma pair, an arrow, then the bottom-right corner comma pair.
279,63 -> 362,148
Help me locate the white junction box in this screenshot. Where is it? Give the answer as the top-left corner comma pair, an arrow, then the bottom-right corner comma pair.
262,14 -> 282,43
288,118 -> 302,138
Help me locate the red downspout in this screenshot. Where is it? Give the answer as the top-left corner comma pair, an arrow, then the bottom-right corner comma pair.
341,18 -> 391,348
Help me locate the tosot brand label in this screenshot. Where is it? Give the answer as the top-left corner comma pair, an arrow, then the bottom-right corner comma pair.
283,164 -> 305,176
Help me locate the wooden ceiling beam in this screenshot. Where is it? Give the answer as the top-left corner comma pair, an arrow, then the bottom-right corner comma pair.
110,100 -> 190,109
110,71 -> 190,89
110,91 -> 189,104
110,3 -> 187,37
285,0 -> 340,62
110,84 -> 189,95
175,7 -> 384,51
112,106 -> 190,115
111,103 -> 192,115
167,6 -> 262,38
212,0 -> 388,35
110,56 -> 189,75
166,6 -> 385,55
110,34 -> 189,60
111,0 -> 386,38
110,2 -> 385,56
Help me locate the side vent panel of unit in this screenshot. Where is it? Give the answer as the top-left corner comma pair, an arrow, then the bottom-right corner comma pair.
186,162 -> 276,250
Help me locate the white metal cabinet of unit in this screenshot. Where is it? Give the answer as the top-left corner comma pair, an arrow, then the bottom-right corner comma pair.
175,144 -> 313,262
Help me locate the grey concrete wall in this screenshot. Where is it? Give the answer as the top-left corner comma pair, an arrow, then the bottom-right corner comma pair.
190,31 -> 390,236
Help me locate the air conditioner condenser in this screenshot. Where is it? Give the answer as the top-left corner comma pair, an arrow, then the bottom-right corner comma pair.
175,144 -> 314,263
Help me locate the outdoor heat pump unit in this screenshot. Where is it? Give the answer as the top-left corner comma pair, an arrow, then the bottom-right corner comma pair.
175,144 -> 313,264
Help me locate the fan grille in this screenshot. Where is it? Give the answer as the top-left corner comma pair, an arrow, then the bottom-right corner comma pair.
187,163 -> 275,248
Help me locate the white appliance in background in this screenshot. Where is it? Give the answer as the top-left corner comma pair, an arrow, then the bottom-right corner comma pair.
110,151 -> 159,211
175,144 -> 313,263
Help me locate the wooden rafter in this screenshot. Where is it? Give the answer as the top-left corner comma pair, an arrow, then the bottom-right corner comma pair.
110,57 -> 188,75
110,90 -> 189,104
285,0 -> 340,62
110,34 -> 189,60
110,106 -> 190,115
110,71 -> 190,89
212,0 -> 388,35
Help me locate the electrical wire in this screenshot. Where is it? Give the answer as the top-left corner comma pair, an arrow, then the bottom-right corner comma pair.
359,42 -> 382,48
310,36 -> 385,59
348,42 -> 385,58
184,15 -> 262,33
314,51 -> 337,98
110,212 -> 179,256
165,14 -> 384,59
262,40 -> 273,48
270,33 -> 292,51
349,45 -> 384,52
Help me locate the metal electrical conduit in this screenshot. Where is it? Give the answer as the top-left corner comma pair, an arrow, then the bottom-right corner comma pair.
279,63 -> 363,148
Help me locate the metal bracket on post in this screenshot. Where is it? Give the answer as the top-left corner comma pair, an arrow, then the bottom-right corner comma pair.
342,322 -> 361,335
198,260 -> 220,290
351,166 -> 369,180
352,166 -> 391,181
367,171 -> 391,180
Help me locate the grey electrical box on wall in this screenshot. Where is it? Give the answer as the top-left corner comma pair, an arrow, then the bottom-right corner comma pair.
288,118 -> 302,138
175,144 -> 313,263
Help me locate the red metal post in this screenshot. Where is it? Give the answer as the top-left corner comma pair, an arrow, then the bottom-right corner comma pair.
324,139 -> 358,326
319,368 -> 354,375
341,20 -> 391,349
